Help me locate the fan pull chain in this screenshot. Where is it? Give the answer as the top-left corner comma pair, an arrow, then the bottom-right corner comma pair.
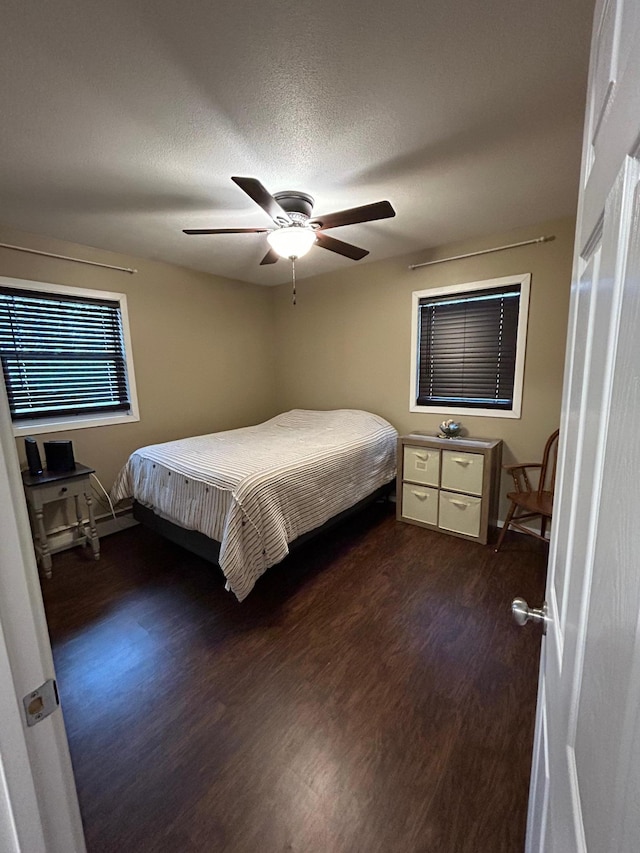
291,258 -> 297,306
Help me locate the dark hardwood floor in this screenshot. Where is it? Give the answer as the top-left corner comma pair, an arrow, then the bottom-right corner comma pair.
42,503 -> 547,853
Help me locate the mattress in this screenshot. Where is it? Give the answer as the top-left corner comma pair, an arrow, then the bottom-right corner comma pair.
111,409 -> 397,600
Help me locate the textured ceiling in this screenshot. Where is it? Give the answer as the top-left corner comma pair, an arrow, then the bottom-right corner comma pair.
0,0 -> 593,285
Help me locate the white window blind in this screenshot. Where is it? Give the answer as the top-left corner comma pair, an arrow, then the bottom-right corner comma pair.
0,286 -> 131,422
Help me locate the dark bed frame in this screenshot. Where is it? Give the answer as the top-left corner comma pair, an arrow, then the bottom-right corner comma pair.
132,481 -> 393,567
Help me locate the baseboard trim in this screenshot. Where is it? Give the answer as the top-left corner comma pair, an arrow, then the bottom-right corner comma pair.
45,507 -> 137,554
496,517 -> 550,541
45,507 -> 547,556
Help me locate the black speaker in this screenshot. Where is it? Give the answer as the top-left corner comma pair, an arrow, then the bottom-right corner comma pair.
44,440 -> 75,472
24,437 -> 43,476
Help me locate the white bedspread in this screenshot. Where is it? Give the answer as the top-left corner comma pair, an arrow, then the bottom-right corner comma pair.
111,409 -> 397,600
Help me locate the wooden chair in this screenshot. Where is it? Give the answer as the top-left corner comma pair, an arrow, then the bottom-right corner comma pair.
494,429 -> 560,552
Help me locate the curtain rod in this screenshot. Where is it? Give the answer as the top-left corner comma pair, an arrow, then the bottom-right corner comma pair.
408,235 -> 555,270
0,241 -> 138,274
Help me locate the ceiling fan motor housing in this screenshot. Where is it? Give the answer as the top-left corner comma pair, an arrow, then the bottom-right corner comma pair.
273,191 -> 314,224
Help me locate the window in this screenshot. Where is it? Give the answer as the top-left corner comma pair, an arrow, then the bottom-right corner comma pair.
0,277 -> 139,436
410,274 -> 530,418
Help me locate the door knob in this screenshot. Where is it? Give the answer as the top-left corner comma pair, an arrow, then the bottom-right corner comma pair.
511,597 -> 549,634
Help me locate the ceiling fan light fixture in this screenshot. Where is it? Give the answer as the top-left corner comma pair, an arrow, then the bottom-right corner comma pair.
267,227 -> 316,259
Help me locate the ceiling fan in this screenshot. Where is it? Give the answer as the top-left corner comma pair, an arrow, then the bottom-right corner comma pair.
183,176 -> 396,265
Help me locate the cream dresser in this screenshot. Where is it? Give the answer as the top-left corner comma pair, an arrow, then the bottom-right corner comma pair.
397,434 -> 502,545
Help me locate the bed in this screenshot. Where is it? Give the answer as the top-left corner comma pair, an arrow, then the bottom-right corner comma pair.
111,409 -> 397,600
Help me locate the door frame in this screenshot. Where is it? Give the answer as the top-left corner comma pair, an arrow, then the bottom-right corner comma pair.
0,377 -> 85,851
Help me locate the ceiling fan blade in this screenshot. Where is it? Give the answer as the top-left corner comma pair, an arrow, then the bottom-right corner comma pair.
260,248 -> 279,265
315,232 -> 369,261
310,200 -> 395,231
183,227 -> 270,235
231,177 -> 293,225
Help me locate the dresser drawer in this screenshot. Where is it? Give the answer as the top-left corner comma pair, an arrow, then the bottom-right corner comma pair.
403,446 -> 440,486
28,478 -> 88,508
438,491 -> 482,538
441,450 -> 484,496
402,484 -> 438,525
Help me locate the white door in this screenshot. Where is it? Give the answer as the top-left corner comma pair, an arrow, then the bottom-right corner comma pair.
526,0 -> 640,850
0,380 -> 85,848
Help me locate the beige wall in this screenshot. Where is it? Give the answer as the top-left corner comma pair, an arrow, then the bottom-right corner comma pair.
0,225 -> 277,499
2,215 -> 574,528
272,216 -> 575,515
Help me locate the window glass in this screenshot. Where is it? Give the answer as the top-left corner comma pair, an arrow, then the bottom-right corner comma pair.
0,277 -> 139,435
410,274 -> 530,419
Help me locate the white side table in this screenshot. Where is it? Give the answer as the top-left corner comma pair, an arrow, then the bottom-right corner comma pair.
22,463 -> 100,578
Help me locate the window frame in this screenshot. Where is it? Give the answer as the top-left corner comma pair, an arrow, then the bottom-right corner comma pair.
409,273 -> 531,419
0,276 -> 140,436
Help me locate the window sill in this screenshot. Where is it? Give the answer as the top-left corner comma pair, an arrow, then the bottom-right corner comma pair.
409,403 -> 522,419
12,411 -> 140,437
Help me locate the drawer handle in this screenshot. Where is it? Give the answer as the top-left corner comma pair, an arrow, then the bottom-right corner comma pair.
411,490 -> 429,500
449,498 -> 471,509
414,452 -> 429,461
452,458 -> 472,466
